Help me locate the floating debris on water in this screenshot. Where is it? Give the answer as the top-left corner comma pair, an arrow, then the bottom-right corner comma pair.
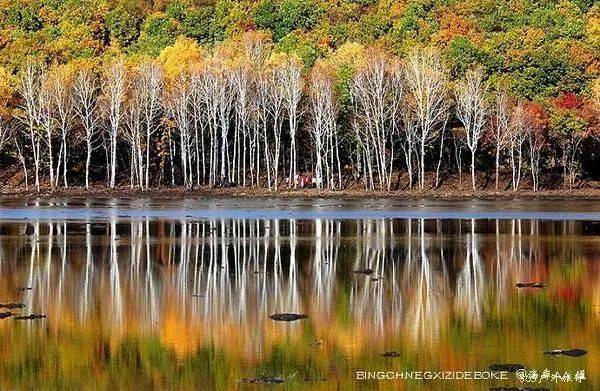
488,364 -> 525,372
269,313 -> 309,322
310,339 -> 323,347
303,377 -> 327,382
0,312 -> 14,319
240,376 -> 286,384
353,269 -> 374,275
542,349 -> 587,357
14,314 -> 46,320
516,282 -> 545,288
381,351 -> 401,358
0,303 -> 25,309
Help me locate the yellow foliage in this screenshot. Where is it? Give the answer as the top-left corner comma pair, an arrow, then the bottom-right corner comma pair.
158,36 -> 204,78
211,42 -> 239,69
522,27 -> 546,48
266,50 -> 303,69
266,51 -> 287,67
240,30 -> 273,62
47,62 -> 79,81
310,58 -> 335,80
592,78 -> 600,108
224,31 -> 274,70
228,54 -> 251,72
329,41 -> 366,69
0,66 -> 16,117
101,43 -> 126,62
68,58 -> 101,79
588,15 -> 600,51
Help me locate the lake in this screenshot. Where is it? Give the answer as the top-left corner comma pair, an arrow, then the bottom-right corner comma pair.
0,198 -> 597,389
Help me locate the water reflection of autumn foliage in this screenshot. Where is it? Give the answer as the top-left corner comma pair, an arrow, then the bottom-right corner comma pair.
0,218 -> 598,389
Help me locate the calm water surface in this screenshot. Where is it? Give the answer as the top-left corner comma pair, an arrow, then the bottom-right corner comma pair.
0,199 -> 598,390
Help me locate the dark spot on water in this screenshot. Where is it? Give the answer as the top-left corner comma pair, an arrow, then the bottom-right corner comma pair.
14,314 -> 46,320
488,363 -> 525,372
270,313 -> 309,322
0,303 -> 25,309
542,349 -> 586,357
240,376 -> 286,384
516,282 -> 545,288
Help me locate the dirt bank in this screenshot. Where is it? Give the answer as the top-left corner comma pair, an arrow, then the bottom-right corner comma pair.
2,171 -> 599,200
2,185 -> 600,201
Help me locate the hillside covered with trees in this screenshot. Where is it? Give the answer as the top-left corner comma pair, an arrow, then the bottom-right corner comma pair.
0,0 -> 598,192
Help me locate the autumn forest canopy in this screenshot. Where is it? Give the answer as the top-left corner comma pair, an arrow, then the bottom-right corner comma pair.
0,0 -> 599,191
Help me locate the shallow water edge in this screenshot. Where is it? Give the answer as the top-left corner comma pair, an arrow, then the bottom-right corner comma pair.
1,197 -> 600,221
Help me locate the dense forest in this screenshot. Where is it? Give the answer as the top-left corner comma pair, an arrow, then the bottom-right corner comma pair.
0,0 -> 598,191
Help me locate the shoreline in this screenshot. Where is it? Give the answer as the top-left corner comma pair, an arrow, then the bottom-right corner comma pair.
1,186 -> 600,201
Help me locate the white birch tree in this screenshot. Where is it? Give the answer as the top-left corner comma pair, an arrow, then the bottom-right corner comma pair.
73,68 -> 100,189
309,64 -> 337,189
508,102 -> 527,191
49,66 -> 74,188
404,48 -> 449,190
266,61 -> 285,190
279,54 -> 303,187
455,68 -> 489,190
350,48 -> 395,190
101,59 -> 127,188
139,61 -> 163,189
165,71 -> 193,188
492,87 -> 510,190
18,62 -> 43,191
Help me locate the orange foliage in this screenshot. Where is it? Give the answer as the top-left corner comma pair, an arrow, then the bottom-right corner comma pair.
434,12 -> 479,45
523,100 -> 549,130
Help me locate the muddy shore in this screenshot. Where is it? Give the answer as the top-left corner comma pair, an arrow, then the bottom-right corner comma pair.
2,170 -> 600,200
1,185 -> 600,201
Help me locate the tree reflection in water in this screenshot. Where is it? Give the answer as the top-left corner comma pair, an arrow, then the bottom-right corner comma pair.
0,217 -> 598,389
